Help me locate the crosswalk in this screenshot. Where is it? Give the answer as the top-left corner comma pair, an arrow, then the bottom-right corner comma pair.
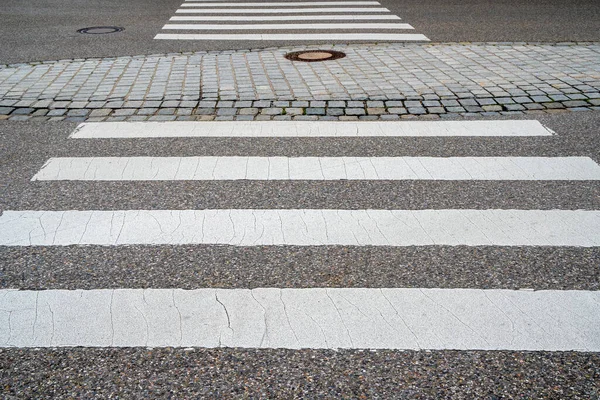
155,0 -> 429,41
1,120 -> 600,353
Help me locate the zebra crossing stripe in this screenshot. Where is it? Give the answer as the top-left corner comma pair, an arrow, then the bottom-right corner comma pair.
6,120 -> 598,355
69,121 -> 554,138
32,157 -> 600,181
179,1 -> 382,6
182,0 -> 379,1
162,23 -> 414,30
174,7 -> 391,13
156,33 -> 429,40
2,288 -> 598,350
160,0 -> 430,41
1,209 -> 598,246
169,15 -> 402,20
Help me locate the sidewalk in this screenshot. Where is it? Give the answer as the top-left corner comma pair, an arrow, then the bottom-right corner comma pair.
1,42 -> 599,121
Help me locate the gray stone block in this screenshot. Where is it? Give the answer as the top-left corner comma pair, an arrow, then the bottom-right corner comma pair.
306,107 -> 326,115
345,108 -> 366,116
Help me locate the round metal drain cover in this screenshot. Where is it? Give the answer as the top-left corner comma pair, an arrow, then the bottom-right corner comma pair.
77,26 -> 124,34
284,50 -> 346,62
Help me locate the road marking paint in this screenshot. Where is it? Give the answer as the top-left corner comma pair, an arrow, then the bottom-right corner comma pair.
155,33 -> 428,40
70,121 -> 554,138
32,157 -> 600,181
158,0 -> 430,42
162,23 -> 414,30
180,1 -> 382,6
174,7 -> 391,13
1,209 -> 598,246
169,15 -> 402,20
2,288 -> 598,350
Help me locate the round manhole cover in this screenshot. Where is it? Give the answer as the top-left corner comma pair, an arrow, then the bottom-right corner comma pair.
284,50 -> 346,62
77,26 -> 124,34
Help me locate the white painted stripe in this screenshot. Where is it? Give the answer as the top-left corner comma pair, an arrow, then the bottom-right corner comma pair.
162,23 -> 414,30
70,121 -> 554,138
180,1 -> 381,6
2,288 -> 598,351
169,14 -> 402,20
1,210 -> 598,247
32,157 -> 600,181
155,33 -> 429,40
183,0 -> 375,1
174,7 -> 390,13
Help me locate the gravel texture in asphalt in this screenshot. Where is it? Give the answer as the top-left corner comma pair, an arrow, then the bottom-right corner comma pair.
4,181 -> 600,211
2,245 -> 598,290
1,348 -> 598,399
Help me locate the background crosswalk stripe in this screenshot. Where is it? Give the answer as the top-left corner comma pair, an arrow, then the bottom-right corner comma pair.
183,0 -> 278,1
174,7 -> 391,13
160,0 -> 431,41
162,23 -> 414,30
166,33 -> 428,41
32,157 -> 600,181
169,15 -> 402,20
179,1 -> 382,6
1,209 -> 598,247
2,288 -> 598,350
70,121 -> 554,138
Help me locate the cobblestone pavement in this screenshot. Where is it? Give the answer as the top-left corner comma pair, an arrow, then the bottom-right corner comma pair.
1,42 -> 599,121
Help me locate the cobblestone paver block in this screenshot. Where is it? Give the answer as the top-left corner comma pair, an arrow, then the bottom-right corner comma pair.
0,42 -> 599,120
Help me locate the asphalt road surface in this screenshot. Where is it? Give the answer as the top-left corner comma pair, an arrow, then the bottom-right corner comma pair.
2,0 -> 600,393
1,113 -> 600,397
1,0 -> 600,64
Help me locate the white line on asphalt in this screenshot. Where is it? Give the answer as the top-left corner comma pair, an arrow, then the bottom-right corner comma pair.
70,121 -> 555,138
180,1 -> 381,6
2,288 -> 598,350
162,23 -> 414,30
169,15 -> 402,20
1,209 -> 598,246
31,157 -> 600,181
156,33 -> 429,40
174,7 -> 391,13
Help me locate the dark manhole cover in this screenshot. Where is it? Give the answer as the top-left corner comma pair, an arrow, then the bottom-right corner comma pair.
284,50 -> 346,62
77,26 -> 124,34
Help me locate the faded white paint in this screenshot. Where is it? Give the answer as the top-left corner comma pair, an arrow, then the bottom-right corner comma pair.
174,7 -> 391,13
1,209 -> 598,247
179,1 -> 382,6
155,33 -> 429,40
32,156 -> 600,181
1,288 -> 599,351
169,15 -> 402,20
70,121 -> 554,139
162,23 -> 414,30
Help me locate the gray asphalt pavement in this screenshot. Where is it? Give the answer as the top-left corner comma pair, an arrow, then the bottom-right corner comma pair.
2,0 -> 600,394
1,113 -> 600,291
2,348 -> 599,398
1,0 -> 599,64
1,113 -> 600,397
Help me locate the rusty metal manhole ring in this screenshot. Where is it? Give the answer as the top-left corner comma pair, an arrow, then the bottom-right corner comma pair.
77,26 -> 125,34
284,50 -> 346,62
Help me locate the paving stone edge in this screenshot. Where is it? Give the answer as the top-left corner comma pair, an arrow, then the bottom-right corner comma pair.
1,97 -> 599,123
1,41 -> 599,69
